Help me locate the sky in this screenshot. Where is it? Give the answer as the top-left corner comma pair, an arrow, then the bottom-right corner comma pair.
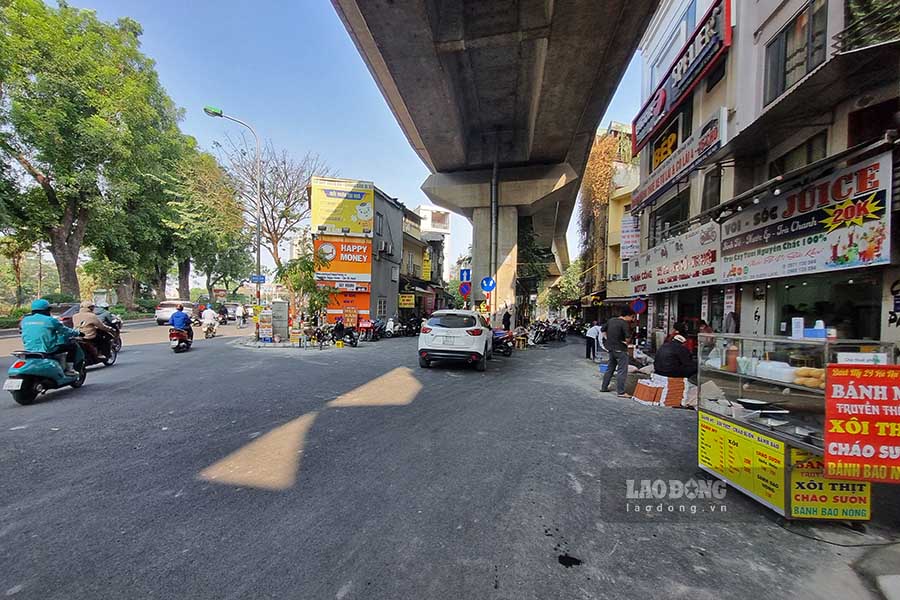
80,0 -> 643,274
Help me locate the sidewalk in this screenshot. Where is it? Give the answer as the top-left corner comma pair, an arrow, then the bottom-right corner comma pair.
578,349 -> 900,599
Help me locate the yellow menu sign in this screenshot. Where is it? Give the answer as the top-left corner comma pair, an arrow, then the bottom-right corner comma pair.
789,449 -> 870,520
698,412 -> 786,513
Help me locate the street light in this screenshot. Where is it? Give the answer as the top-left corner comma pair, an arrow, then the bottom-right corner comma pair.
204,105 -> 262,338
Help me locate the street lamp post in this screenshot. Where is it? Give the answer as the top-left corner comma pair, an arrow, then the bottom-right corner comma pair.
204,105 -> 262,339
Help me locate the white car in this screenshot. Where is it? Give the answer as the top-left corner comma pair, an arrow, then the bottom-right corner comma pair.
155,300 -> 196,326
417,310 -> 492,371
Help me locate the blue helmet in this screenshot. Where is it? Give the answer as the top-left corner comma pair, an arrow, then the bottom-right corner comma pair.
31,299 -> 51,311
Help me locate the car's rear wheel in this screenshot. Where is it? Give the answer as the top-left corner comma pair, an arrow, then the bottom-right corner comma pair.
157,320 -> 165,326
418,356 -> 430,368
475,348 -> 487,372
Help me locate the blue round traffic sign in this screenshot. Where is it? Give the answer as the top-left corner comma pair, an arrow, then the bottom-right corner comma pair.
630,298 -> 647,314
480,277 -> 496,292
459,281 -> 471,298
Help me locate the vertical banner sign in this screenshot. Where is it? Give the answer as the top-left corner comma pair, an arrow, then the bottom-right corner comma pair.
825,364 -> 900,484
719,151 -> 892,283
310,176 -> 375,237
700,288 -> 710,322
620,215 -> 641,259
723,285 -> 736,314
422,249 -> 432,281
647,297 -> 656,329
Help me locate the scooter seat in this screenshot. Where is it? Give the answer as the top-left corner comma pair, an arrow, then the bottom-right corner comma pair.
11,350 -> 56,359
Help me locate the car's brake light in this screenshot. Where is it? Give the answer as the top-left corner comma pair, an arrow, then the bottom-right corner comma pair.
421,326 -> 432,334
156,305 -> 162,310
466,328 -> 483,336
12,361 -> 25,369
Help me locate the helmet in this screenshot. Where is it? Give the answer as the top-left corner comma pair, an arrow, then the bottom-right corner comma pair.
80,300 -> 95,309
31,299 -> 51,311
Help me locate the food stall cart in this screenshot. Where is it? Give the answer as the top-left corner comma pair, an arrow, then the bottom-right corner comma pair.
696,334 -> 895,520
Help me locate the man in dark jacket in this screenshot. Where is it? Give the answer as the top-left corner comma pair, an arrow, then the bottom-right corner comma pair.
654,334 -> 697,379
601,308 -> 635,397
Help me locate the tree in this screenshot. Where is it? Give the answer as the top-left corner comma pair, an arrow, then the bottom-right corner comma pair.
195,232 -> 253,300
275,233 -> 334,321
0,1 -> 182,296
537,259 -> 584,312
218,136 -> 335,269
0,233 -> 34,307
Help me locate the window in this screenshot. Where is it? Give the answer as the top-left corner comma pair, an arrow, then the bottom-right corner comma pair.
701,167 -> 722,213
764,0 -> 827,104
427,314 -> 476,328
376,296 -> 387,318
768,131 -> 827,177
848,97 -> 900,147
375,212 -> 384,236
649,189 -> 690,247
390,265 -> 399,282
621,259 -> 630,279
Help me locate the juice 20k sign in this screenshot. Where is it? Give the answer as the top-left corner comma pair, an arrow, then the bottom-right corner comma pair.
825,364 -> 900,484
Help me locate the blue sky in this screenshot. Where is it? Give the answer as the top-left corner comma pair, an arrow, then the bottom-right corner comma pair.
81,0 -> 643,272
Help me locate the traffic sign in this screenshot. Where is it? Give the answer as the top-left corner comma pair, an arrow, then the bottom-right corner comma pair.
250,274 -> 266,284
459,268 -> 471,282
459,281 -> 471,298
630,298 -> 647,314
480,276 -> 496,292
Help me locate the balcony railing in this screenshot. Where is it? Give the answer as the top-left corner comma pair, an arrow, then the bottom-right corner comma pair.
833,0 -> 900,52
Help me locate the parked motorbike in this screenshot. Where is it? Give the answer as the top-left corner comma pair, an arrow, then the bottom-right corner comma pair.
169,328 -> 192,353
370,318 -> 386,341
314,325 -> 333,350
384,317 -> 397,338
492,329 -> 514,357
4,341 -> 87,405
406,317 -> 421,336
333,327 -> 359,348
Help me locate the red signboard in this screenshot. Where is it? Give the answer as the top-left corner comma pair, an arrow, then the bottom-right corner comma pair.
825,364 -> 900,484
631,0 -> 732,155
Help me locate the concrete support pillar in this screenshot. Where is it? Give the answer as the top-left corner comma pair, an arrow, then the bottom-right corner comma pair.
472,206 -> 517,324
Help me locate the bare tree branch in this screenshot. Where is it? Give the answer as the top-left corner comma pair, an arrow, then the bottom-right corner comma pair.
217,134 -> 336,269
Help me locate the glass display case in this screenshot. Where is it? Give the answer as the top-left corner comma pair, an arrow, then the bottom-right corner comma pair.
696,334 -> 894,520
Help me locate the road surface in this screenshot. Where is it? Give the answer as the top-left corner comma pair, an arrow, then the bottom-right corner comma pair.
0,330 -> 897,599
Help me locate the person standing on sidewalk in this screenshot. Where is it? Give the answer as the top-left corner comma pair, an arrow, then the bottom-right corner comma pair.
585,321 -> 601,360
601,308 -> 636,397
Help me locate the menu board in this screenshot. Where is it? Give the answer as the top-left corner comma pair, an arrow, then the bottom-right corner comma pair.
698,412 -> 786,513
789,449 -> 871,520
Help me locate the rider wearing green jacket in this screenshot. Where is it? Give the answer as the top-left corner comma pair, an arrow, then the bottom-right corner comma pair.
20,299 -> 80,375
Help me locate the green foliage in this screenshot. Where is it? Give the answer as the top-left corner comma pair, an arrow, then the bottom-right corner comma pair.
40,292 -> 75,305
447,278 -> 465,308
517,218 -> 552,283
0,0 -> 184,295
0,316 -> 22,329
7,306 -> 29,319
134,298 -> 160,312
537,259 -> 584,312
276,235 -> 334,318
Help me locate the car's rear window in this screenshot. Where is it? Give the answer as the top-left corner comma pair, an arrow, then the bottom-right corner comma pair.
160,302 -> 193,308
427,314 -> 476,328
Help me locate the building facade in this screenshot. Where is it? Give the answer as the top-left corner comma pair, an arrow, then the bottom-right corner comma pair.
630,0 -> 899,349
371,188 -> 404,321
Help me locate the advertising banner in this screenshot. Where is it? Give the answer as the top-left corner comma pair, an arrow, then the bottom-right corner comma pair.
310,176 -> 375,237
325,292 -> 369,324
720,151 -> 892,283
632,0 -> 732,154
620,215 -> 641,259
422,250 -> 432,281
789,449 -> 870,520
630,221 -> 719,295
314,236 -> 372,283
698,412 -> 786,513
398,293 -> 415,309
632,107 -> 728,211
825,364 -> 900,484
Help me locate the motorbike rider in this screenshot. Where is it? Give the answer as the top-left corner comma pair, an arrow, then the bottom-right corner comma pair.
76,300 -> 115,361
332,317 -> 345,340
168,304 -> 194,340
94,302 -> 117,328
20,299 -> 81,376
201,305 -> 219,334
217,303 -> 229,323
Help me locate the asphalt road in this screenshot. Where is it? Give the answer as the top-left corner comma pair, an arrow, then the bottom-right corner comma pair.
0,331 -> 897,599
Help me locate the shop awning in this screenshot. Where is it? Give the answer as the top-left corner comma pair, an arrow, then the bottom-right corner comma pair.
705,40 -> 900,164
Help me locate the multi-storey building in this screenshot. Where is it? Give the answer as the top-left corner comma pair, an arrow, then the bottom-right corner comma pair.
630,0 -> 899,349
